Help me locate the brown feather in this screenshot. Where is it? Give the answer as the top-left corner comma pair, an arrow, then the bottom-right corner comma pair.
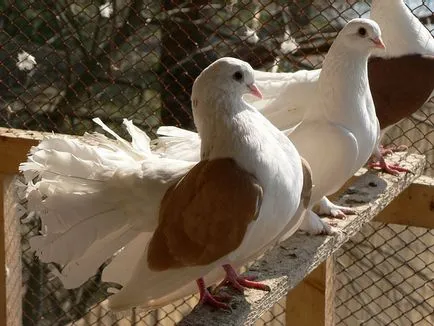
300,156 -> 313,209
368,54 -> 434,129
147,158 -> 263,271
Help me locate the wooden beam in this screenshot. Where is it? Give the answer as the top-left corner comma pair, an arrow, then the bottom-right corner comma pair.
374,175 -> 434,229
178,153 -> 425,326
0,128 -> 46,174
0,175 -> 22,326
285,255 -> 335,326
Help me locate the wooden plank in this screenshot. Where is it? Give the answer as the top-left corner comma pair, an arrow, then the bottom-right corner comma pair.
178,153 -> 426,326
0,175 -> 22,326
285,255 -> 335,326
374,175 -> 434,229
0,128 -> 46,174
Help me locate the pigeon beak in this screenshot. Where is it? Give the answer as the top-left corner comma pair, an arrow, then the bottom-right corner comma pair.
247,83 -> 263,99
371,37 -> 386,49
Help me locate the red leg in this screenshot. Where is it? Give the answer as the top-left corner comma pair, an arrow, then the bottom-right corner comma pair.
379,145 -> 394,156
219,264 -> 271,293
369,156 -> 412,176
196,278 -> 230,310
380,144 -> 408,156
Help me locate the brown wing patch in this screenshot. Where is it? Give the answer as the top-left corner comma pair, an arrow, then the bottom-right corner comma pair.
147,158 -> 263,271
368,54 -> 434,129
300,157 -> 313,209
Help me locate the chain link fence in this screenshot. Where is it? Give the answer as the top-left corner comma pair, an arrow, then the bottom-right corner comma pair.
2,0 -> 433,325
336,223 -> 434,326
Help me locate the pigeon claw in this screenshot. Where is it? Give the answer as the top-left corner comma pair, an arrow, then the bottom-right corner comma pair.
328,207 -> 355,219
369,159 -> 412,176
199,291 -> 231,310
380,144 -> 408,156
317,198 -> 356,219
197,278 -> 231,310
221,264 -> 271,293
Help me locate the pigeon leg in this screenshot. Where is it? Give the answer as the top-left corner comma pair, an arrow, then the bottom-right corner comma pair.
219,264 -> 271,293
369,155 -> 412,176
196,278 -> 230,310
380,144 -> 408,156
317,196 -> 356,219
299,210 -> 334,235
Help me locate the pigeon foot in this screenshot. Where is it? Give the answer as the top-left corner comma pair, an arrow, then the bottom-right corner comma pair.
219,264 -> 271,293
380,144 -> 408,156
369,157 -> 413,176
197,278 -> 231,310
317,197 -> 356,219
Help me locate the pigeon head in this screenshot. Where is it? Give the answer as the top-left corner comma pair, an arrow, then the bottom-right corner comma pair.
338,18 -> 386,53
192,57 -> 263,109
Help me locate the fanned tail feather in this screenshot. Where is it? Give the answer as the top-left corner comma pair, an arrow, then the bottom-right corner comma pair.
18,119 -> 192,289
153,126 -> 201,162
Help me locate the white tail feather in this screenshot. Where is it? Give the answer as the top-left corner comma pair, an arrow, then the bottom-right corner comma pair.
153,126 -> 201,162
54,227 -> 141,288
19,119 -> 193,291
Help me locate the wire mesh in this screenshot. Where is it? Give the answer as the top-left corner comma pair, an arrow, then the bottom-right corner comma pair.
336,223 -> 434,326
3,0 -> 432,325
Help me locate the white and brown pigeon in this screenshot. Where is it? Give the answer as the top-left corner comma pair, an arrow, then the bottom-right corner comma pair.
366,0 -> 434,174
155,18 -> 385,234
18,57 -> 312,311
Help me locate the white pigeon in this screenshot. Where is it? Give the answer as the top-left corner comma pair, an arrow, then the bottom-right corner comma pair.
19,57 -> 311,311
244,0 -> 434,215
286,18 -> 384,233
154,18 -> 385,234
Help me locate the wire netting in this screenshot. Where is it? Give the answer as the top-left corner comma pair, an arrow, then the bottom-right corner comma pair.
336,223 -> 434,326
2,0 -> 432,325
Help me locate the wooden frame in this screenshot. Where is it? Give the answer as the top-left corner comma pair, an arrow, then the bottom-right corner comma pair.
0,127 -> 432,326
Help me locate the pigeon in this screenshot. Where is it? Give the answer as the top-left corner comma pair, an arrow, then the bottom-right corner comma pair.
365,0 -> 434,174
240,0 -> 434,217
154,18 -> 384,234
248,0 -> 434,175
18,57 -> 311,311
287,18 -> 383,232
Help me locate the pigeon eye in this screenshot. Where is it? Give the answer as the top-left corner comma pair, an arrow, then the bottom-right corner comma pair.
233,71 -> 243,82
358,27 -> 367,37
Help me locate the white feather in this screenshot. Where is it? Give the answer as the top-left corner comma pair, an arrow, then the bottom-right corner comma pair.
153,126 -> 201,162
246,69 -> 321,131
19,119 -> 194,289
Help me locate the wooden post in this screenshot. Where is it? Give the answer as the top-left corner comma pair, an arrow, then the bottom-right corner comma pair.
285,256 -> 335,326
375,176 -> 434,229
0,175 -> 22,326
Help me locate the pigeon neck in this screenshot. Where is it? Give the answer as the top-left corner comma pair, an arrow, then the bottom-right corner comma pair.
193,96 -> 250,160
314,46 -> 373,126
